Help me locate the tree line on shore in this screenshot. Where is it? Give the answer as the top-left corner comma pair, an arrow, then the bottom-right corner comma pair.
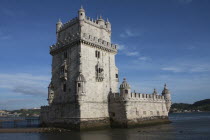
170,99 -> 210,113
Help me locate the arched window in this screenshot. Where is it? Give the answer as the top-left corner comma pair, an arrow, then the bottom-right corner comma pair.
125,90 -> 128,93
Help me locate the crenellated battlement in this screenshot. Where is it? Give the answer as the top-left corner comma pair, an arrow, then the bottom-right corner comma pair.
41,106 -> 49,112
57,17 -> 78,32
50,32 -> 117,54
57,15 -> 111,33
110,92 -> 166,102
83,16 -> 111,32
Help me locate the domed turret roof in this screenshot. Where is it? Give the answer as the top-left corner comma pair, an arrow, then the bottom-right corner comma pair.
57,19 -> 62,24
76,72 -> 86,82
162,84 -> 170,95
120,78 -> 130,89
153,88 -> 157,94
79,5 -> 85,12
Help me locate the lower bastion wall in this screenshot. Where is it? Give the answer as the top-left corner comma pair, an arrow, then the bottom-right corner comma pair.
40,101 -> 111,130
108,92 -> 170,128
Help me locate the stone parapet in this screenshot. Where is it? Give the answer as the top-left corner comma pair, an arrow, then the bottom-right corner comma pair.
41,106 -> 49,112
57,17 -> 79,32
83,17 -> 111,32
50,32 -> 117,54
109,92 -> 166,102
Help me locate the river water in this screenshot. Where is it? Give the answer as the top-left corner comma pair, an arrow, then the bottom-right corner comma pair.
0,112 -> 210,140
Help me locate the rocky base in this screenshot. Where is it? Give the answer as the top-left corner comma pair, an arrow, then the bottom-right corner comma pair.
110,116 -> 171,128
41,117 -> 110,131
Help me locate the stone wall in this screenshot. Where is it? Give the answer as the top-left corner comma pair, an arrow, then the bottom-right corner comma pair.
109,92 -> 169,128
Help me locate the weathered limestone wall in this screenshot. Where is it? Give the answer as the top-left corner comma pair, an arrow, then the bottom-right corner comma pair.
78,42 -> 118,120
51,44 -> 79,104
109,93 -> 169,127
82,19 -> 111,42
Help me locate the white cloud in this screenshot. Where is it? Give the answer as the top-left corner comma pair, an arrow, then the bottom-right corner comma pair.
0,73 -> 50,96
161,63 -> 210,73
138,56 -> 150,61
127,73 -> 210,103
0,35 -> 12,40
120,29 -> 140,38
126,51 -> 139,56
0,30 -> 12,40
161,67 -> 183,72
117,44 -> 125,50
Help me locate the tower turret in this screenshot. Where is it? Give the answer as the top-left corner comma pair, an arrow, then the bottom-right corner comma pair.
56,19 -> 62,40
153,88 -> 157,95
47,82 -> 54,105
56,19 -> 62,33
120,78 -> 131,98
78,5 -> 85,21
105,18 -> 111,31
97,15 -> 105,26
162,84 -> 172,112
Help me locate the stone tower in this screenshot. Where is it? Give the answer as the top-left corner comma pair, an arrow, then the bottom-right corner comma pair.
41,6 -> 118,130
41,6 -> 172,130
162,84 -> 172,112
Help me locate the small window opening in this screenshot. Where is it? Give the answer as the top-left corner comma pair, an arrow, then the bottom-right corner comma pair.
80,13 -> 83,16
64,51 -> 67,59
78,83 -> 81,88
95,51 -> 100,58
63,83 -> 66,92
61,67 -> 64,74
98,51 -> 100,58
111,112 -> 115,117
116,74 -> 118,78
125,90 -> 128,93
95,51 -> 97,57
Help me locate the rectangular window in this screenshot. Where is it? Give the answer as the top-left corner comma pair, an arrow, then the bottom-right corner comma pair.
95,51 -> 100,58
116,74 -> 118,78
98,51 -> 100,58
63,83 -> 66,92
78,83 -> 81,87
64,51 -> 67,59
61,67 -> 64,74
95,51 -> 98,58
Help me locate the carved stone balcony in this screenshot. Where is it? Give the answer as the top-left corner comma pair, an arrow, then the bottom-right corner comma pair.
60,72 -> 67,80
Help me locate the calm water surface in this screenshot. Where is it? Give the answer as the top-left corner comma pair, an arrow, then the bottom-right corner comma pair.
0,112 -> 210,140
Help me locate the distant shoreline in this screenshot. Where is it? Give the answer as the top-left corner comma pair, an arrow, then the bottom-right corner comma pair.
170,111 -> 210,114
0,128 -> 71,133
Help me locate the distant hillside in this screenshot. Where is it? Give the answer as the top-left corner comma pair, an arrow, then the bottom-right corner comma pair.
9,109 -> 40,117
171,99 -> 210,113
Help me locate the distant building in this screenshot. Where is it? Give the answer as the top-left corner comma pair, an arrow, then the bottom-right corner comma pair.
41,7 -> 172,130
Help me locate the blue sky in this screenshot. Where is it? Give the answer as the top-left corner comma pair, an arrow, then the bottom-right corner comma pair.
0,0 -> 210,110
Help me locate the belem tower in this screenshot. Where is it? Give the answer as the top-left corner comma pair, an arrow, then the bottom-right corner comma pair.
41,7 -> 172,130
